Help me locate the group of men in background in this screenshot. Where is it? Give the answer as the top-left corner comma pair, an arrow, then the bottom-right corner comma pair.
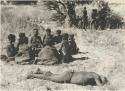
67,1 -> 124,30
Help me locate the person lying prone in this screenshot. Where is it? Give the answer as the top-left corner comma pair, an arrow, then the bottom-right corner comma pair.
26,68 -> 109,86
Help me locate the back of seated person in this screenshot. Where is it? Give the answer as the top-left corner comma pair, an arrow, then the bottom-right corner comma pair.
37,39 -> 60,65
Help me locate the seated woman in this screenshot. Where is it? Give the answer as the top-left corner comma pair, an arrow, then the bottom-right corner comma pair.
69,34 -> 79,55
15,33 -> 31,64
36,39 -> 60,65
6,34 -> 17,61
26,68 -> 109,86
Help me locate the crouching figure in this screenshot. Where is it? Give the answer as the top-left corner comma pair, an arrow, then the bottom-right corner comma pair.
26,68 -> 109,86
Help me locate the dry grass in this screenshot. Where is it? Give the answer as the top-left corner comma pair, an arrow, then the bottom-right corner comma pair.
1,4 -> 125,91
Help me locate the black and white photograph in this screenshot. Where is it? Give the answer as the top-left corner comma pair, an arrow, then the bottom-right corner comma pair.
0,0 -> 125,90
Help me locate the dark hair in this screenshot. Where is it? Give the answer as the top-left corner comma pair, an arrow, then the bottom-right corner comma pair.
69,34 -> 74,38
19,33 -> 25,38
46,28 -> 51,33
8,34 -> 16,42
56,30 -> 61,34
62,33 -> 69,40
84,7 -> 86,9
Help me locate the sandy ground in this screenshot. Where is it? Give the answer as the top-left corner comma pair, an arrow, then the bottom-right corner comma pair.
1,1 -> 125,90
0,29 -> 125,91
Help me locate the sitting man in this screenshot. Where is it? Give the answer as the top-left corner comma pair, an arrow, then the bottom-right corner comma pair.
59,33 -> 72,63
69,34 -> 79,55
54,30 -> 62,44
6,34 -> 17,61
27,68 -> 109,86
43,28 -> 54,46
30,28 -> 43,58
36,39 -> 60,65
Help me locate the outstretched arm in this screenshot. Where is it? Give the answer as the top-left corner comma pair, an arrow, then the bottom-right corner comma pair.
27,70 -> 73,83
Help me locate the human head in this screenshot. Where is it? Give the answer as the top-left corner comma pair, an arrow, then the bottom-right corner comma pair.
56,30 -> 61,35
33,28 -> 39,36
46,28 -> 51,35
19,33 -> 25,38
84,7 -> 86,10
69,34 -> 74,40
62,33 -> 69,40
8,34 -> 16,43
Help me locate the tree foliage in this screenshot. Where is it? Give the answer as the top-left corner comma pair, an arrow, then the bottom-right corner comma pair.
43,0 -> 67,25
43,0 -> 124,29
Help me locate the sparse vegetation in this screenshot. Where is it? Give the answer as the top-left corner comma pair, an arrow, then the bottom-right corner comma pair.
1,2 -> 125,91
43,0 -> 124,29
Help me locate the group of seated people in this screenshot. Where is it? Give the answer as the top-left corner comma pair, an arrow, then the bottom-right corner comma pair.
4,28 -> 79,65
2,28 -> 109,86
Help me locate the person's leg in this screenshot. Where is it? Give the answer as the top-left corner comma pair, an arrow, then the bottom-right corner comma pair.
27,73 -> 49,79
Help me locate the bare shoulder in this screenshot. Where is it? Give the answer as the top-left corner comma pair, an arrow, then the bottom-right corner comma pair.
73,71 -> 99,78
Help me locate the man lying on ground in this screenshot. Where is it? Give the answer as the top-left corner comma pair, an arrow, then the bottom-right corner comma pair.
26,68 -> 109,86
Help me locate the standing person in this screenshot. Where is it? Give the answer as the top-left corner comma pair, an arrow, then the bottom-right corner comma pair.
98,7 -> 107,30
54,30 -> 62,44
59,33 -> 72,63
6,34 -> 17,61
83,7 -> 88,31
43,28 -> 54,46
67,1 -> 76,27
91,9 -> 98,30
30,28 -> 43,58
69,34 -> 79,55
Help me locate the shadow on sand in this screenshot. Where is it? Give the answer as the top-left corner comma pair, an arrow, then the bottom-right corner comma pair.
73,57 -> 90,61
